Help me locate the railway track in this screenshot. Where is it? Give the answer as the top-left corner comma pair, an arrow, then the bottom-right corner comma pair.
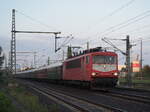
23,81 -> 125,112
102,91 -> 150,105
116,86 -> 150,93
103,87 -> 150,105
91,87 -> 150,106
16,79 -> 150,112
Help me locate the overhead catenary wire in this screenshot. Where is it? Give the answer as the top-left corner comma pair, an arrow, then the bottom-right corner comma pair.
15,10 -> 60,31
130,34 -> 150,44
58,35 -> 74,48
122,24 -> 150,34
102,38 -> 126,55
99,10 -> 150,37
98,0 -> 136,22
62,37 -> 74,47
107,24 -> 150,38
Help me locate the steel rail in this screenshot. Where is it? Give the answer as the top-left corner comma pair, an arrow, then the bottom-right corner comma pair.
115,86 -> 150,93
106,91 -> 150,105
30,87 -> 85,112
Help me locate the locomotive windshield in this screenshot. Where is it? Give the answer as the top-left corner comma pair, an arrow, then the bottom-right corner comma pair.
93,55 -> 116,64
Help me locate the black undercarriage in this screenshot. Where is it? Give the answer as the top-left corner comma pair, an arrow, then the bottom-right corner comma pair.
91,77 -> 118,88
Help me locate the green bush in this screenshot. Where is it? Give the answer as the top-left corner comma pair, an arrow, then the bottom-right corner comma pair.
9,86 -> 50,112
142,65 -> 150,78
134,65 -> 150,78
0,92 -> 16,112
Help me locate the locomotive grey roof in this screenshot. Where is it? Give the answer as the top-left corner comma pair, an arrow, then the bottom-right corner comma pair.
69,47 -> 108,58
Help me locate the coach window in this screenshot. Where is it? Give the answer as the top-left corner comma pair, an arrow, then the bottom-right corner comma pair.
86,56 -> 89,64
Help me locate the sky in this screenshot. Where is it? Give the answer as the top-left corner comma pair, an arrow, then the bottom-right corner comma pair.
0,0 -> 150,68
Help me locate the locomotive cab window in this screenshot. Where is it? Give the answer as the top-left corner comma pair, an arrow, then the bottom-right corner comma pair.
93,55 -> 116,64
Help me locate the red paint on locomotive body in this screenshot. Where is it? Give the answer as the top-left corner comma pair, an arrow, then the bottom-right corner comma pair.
63,51 -> 118,84
63,54 -> 92,81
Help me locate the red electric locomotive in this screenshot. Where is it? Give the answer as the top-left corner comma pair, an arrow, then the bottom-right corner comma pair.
63,47 -> 118,87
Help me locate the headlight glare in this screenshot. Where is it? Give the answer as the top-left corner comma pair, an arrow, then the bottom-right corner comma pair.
92,72 -> 96,76
114,72 -> 118,76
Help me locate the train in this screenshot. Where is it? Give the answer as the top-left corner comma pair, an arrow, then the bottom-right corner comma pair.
15,47 -> 119,88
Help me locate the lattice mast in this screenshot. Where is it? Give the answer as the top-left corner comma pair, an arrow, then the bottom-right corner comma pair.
10,9 -> 16,74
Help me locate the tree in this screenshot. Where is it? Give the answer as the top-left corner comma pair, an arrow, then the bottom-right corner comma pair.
67,46 -> 72,58
0,46 -> 4,70
142,65 -> 150,78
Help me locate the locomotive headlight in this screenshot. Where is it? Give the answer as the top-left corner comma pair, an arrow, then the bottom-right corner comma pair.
114,72 -> 118,76
92,72 -> 96,76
